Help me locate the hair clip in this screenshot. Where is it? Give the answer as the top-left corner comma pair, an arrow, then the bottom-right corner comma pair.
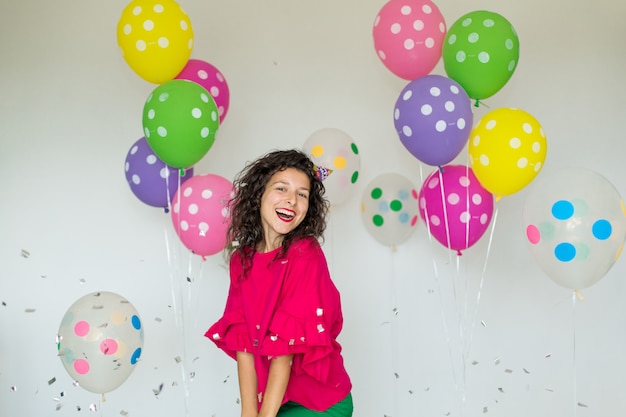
314,164 -> 332,182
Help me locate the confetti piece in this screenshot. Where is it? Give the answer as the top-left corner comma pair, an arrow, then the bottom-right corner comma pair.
56,404 -> 63,411
174,356 -> 182,364
545,353 -> 552,358
483,406 -> 488,413
153,383 -> 164,397
121,410 -> 129,416
223,375 -> 230,383
48,377 -> 56,385
392,307 -> 398,316
545,388 -> 554,392
187,276 -> 193,283
2,301 -> 6,306
236,398 -> 241,404
193,356 -> 200,363
25,308 -> 36,313
523,368 -> 530,374
21,249 -> 30,258
41,274 -> 47,279
577,402 -> 588,408
89,404 -> 98,411
494,358 -> 500,366
79,278 -> 86,284
190,371 -> 196,380
10,386 -> 17,392
472,360 -> 479,365
155,317 -> 163,322
481,320 -> 486,327
498,387 -> 504,393
394,372 -> 399,379
77,406 -> 81,411
408,390 -> 414,394
504,369 -> 512,373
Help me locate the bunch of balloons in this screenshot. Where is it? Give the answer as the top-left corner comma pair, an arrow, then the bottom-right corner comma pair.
117,0 -> 233,257
372,1 -> 550,254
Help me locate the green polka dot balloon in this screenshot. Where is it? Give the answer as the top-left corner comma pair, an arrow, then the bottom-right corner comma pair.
143,79 -> 219,169
443,10 -> 519,102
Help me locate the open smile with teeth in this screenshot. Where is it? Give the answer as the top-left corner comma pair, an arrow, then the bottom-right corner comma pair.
276,208 -> 295,222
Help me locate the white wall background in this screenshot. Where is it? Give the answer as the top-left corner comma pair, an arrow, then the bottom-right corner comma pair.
2,0 -> 626,416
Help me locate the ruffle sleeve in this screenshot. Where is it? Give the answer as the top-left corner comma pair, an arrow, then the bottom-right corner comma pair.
205,313 -> 253,360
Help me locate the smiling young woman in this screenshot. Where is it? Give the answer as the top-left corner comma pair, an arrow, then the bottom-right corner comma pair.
206,149 -> 353,417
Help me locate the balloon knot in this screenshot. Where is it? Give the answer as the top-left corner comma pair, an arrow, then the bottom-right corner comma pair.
474,99 -> 480,108
438,165 -> 445,173
163,207 -> 170,214
179,168 -> 185,177
456,250 -> 463,256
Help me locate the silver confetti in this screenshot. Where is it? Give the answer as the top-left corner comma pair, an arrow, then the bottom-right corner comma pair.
121,411 -> 129,416
48,377 -> 56,385
472,360 -> 479,365
504,369 -> 512,373
223,375 -> 230,383
481,320 -> 486,327
21,249 -> 30,258
498,387 -> 504,393
10,386 -> 17,392
408,390 -> 414,394
56,403 -> 63,411
523,368 -> 530,374
190,371 -> 195,380
174,356 -> 182,363
392,307 -> 398,316
187,276 -> 193,283
545,353 -> 551,358
494,358 -> 500,365
483,406 -> 488,413
41,274 -> 47,279
2,301 -> 6,306
25,308 -> 36,313
577,402 -> 588,408
155,317 -> 163,322
80,278 -> 86,284
394,372 -> 399,379
89,403 -> 98,411
77,406 -> 81,411
153,383 -> 164,397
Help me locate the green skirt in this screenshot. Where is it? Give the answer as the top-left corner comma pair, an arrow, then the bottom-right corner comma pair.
277,393 -> 353,417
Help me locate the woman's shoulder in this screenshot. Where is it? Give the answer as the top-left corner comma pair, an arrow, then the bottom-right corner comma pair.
289,236 -> 322,254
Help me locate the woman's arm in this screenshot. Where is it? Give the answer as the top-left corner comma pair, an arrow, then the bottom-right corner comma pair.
237,351 -> 259,417
258,354 -> 293,417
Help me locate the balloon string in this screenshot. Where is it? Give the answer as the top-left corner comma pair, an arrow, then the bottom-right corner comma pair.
165,163 -> 172,214
388,248 -> 399,417
572,291 -> 578,417
163,183 -> 192,416
419,163 -> 462,413
465,204 -> 499,361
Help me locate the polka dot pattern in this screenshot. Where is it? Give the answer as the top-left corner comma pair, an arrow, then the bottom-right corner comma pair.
171,174 -> 233,258
523,168 -> 626,290
418,165 -> 494,253
117,0 -> 194,84
125,137 -> 194,209
469,107 -> 546,198
361,173 -> 420,246
373,0 -> 447,80
303,129 -> 360,206
175,59 -> 230,123
442,10 -> 519,100
143,79 -> 220,169
394,74 -> 473,166
57,292 -> 144,394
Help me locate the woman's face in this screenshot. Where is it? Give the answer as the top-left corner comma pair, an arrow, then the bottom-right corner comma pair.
259,167 -> 310,249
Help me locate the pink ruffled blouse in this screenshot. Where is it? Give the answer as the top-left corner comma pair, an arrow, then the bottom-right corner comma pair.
205,237 -> 352,412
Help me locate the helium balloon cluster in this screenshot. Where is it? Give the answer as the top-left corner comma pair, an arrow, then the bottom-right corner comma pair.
370,1 -> 550,255
118,0 -> 233,258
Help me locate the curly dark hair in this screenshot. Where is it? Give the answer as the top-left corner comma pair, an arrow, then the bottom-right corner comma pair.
225,148 -> 329,278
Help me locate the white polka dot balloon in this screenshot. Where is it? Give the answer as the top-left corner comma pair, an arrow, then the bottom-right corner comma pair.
143,79 -> 220,170
418,164 -> 494,254
373,0 -> 447,80
523,168 -> 626,290
469,107 -> 546,200
171,173 -> 234,258
394,74 -> 473,167
57,291 -> 144,394
117,0 -> 194,84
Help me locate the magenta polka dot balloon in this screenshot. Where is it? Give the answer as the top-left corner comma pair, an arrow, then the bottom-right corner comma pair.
57,292 -> 144,394
419,165 -> 494,254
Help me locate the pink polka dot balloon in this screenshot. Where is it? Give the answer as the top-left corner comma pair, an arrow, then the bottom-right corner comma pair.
419,165 -> 494,254
57,292 -> 144,394
175,59 -> 230,124
373,0 -> 447,80
171,173 -> 234,258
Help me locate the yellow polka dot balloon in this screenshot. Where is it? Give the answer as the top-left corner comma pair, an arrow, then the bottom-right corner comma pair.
117,0 -> 194,84
468,108 -> 547,200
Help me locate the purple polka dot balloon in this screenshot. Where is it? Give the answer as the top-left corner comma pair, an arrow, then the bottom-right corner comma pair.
394,74 -> 473,167
125,137 -> 193,210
